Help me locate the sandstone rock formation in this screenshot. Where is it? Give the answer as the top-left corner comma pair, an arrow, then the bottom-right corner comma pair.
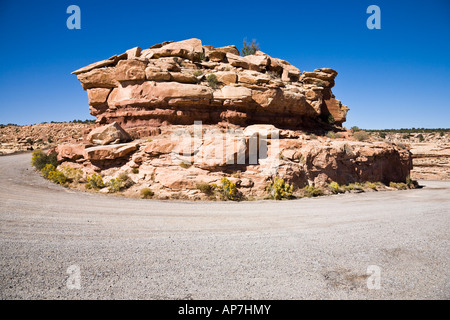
54,121 -> 413,200
30,38 -> 422,200
72,38 -> 349,130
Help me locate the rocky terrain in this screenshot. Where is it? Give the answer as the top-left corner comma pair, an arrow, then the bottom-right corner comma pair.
50,122 -> 412,200
3,38 -> 448,200
374,132 -> 450,180
0,122 -> 94,155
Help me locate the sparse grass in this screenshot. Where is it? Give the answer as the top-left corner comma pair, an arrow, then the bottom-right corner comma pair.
267,177 -> 294,200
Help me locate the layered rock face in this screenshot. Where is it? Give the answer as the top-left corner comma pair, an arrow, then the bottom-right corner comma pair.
72,38 -> 349,129
55,39 -> 415,200
55,122 -> 413,200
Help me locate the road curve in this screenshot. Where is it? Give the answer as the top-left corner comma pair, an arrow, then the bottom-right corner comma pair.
0,152 -> 449,299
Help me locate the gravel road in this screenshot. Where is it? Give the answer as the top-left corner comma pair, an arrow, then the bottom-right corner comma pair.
0,152 -> 449,299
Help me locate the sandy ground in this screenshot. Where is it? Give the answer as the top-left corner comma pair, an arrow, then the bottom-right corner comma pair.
0,152 -> 449,299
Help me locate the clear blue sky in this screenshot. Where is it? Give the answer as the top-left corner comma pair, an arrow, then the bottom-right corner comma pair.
0,0 -> 449,129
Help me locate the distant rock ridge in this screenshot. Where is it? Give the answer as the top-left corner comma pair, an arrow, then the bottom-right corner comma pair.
72,38 -> 349,129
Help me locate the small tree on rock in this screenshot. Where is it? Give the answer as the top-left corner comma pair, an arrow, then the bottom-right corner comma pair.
241,39 -> 260,56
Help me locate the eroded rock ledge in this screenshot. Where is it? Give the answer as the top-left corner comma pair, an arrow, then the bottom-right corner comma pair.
72,38 -> 349,130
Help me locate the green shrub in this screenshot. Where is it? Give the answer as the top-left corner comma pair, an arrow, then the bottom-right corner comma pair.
59,166 -> 83,183
87,173 -> 105,190
117,172 -> 134,188
389,182 -> 408,190
206,74 -> 219,89
197,182 -> 213,196
417,134 -> 424,142
267,177 -> 293,200
327,114 -> 335,125
31,149 -> 58,170
48,170 -> 68,185
379,132 -> 386,139
41,164 -> 56,179
108,178 -> 124,193
328,181 -> 344,194
303,185 -> 323,197
365,182 -> 378,190
140,188 -> 154,199
343,183 -> 364,192
212,177 -> 241,201
241,39 -> 260,56
132,167 -> 139,174
193,70 -> 203,77
353,131 -> 369,141
351,126 -> 360,133
179,162 -> 192,169
326,131 -> 336,139
406,176 -> 419,189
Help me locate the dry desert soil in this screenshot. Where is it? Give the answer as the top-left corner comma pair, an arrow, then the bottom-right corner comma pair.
0,152 -> 449,299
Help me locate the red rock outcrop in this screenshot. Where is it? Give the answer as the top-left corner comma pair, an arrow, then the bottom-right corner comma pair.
72,38 -> 349,129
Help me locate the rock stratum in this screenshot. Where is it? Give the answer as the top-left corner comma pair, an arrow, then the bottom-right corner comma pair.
72,38 -> 348,130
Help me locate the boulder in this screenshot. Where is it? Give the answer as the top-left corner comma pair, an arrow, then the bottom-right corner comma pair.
83,142 -> 138,161
87,122 -> 132,145
77,68 -> 119,89
87,88 -> 112,106
56,144 -> 86,161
